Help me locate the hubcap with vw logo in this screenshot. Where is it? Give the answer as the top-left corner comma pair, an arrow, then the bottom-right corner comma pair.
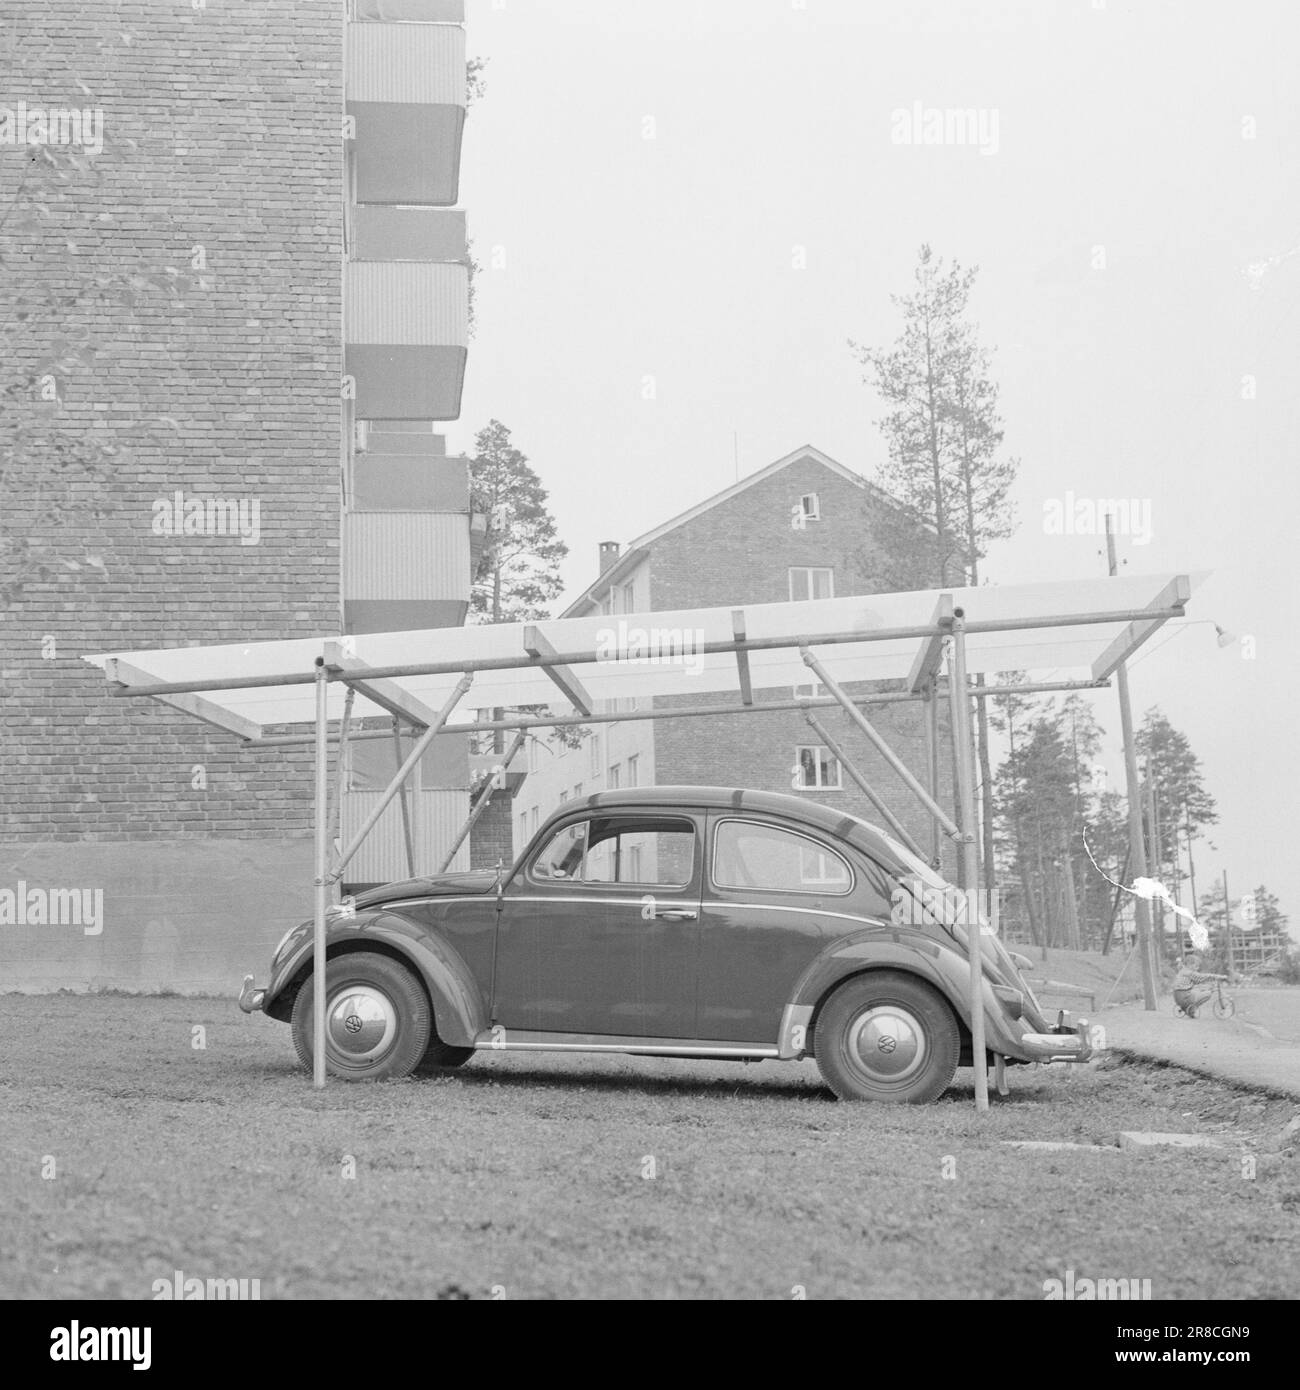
847,1005 -> 926,1086
326,984 -> 397,1063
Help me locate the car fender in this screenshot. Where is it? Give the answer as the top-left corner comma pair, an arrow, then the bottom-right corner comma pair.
789,925 -> 974,1035
263,910 -> 488,1045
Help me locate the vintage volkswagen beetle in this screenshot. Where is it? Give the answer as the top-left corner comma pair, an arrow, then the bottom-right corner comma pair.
240,786 -> 1091,1102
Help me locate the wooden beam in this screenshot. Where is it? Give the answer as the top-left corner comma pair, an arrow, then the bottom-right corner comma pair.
106,657 -> 262,741
731,609 -> 753,706
523,625 -> 592,715
1090,575 -> 1191,680
907,593 -> 954,691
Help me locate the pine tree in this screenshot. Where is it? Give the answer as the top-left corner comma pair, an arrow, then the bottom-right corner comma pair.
852,245 -> 1019,895
468,419 -> 567,624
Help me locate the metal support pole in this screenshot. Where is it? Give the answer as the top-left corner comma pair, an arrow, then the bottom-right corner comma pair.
329,673 -> 474,884
392,716 -> 417,878
246,678 -> 1115,748
312,659 -> 329,1090
327,685 -> 355,857
800,646 -> 963,841
1185,801 -> 1199,953
803,712 -> 927,860
946,615 -> 989,1112
1107,520 -> 1157,1010
1222,869 -> 1235,978
437,730 -> 527,873
925,682 -> 941,868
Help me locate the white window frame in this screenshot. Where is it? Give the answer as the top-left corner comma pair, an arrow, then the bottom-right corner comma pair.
788,567 -> 834,601
794,744 -> 842,790
589,729 -> 602,776
799,492 -> 820,521
626,754 -> 639,787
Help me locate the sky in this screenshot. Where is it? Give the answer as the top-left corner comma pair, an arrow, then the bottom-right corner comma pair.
447,0 -> 1300,929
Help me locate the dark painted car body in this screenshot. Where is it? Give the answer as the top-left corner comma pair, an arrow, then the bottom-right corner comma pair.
248,787 -> 1092,1075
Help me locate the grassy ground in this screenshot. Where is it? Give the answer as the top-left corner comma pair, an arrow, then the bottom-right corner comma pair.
3,994 -> 1297,1300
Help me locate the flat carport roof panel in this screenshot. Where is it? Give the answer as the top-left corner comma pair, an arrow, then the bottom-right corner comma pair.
82,572 -> 1199,734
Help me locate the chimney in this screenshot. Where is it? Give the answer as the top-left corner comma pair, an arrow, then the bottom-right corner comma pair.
599,541 -> 621,573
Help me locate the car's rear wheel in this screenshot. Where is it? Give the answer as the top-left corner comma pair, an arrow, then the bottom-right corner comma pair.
291,952 -> 431,1081
815,971 -> 960,1104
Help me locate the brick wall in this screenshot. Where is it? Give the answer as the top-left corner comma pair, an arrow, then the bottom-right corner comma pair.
469,788 -> 515,870
648,454 -> 957,869
0,2 -> 343,989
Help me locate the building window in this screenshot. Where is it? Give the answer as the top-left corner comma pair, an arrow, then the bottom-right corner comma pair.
518,812 -> 528,843
794,745 -> 841,790
608,763 -> 621,789
530,807 -> 540,833
793,678 -> 826,701
573,782 -> 584,800
799,492 -> 820,521
621,581 -> 636,613
600,594 -> 613,616
626,754 -> 639,787
589,729 -> 602,776
789,567 -> 834,601
559,789 -> 569,804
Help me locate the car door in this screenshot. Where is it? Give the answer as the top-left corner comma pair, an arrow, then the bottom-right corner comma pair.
695,813 -> 887,1043
493,810 -> 703,1038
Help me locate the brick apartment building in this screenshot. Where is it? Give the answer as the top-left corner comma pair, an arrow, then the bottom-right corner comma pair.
512,446 -> 956,869
1,0 -> 483,992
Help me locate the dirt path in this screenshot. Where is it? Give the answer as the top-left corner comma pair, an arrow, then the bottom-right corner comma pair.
1102,989 -> 1300,1098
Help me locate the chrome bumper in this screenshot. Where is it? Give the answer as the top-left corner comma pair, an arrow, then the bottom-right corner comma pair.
238,974 -> 267,1014
1018,1018 -> 1093,1063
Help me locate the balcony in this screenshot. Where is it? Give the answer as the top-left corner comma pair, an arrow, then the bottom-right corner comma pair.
345,261 -> 468,420
354,1 -> 465,20
351,206 -> 466,262
342,510 -> 471,634
346,21 -> 466,206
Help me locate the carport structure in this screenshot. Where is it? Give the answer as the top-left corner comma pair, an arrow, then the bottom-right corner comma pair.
85,571 -> 1194,1109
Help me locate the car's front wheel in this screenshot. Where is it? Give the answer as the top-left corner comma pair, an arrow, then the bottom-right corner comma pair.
814,971 -> 960,1103
291,951 -> 431,1081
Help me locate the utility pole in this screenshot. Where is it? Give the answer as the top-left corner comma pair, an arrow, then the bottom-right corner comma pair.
1184,801 -> 1198,955
1222,868 -> 1236,979
1106,517 -> 1157,1009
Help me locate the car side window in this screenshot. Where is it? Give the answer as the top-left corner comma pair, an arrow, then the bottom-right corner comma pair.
529,816 -> 696,889
712,820 -> 852,896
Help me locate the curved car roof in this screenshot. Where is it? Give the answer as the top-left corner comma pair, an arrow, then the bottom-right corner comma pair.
570,785 -> 916,872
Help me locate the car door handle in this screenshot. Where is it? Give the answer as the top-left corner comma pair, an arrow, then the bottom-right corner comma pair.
653,909 -> 697,921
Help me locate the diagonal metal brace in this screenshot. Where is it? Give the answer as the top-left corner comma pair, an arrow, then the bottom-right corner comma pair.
328,672 -> 474,884
803,711 -> 927,860
800,645 -> 962,841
